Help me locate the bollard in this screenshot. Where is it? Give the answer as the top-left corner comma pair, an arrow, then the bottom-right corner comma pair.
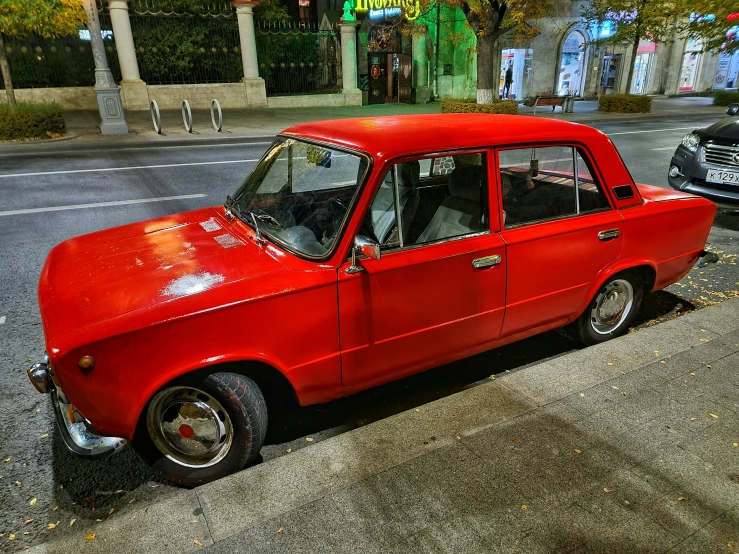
211,99 -> 223,132
182,99 -> 193,133
150,100 -> 162,134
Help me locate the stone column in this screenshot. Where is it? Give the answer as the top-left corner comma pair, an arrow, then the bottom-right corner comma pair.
339,21 -> 361,105
107,0 -> 149,109
412,30 -> 431,104
82,0 -> 129,134
232,0 -> 267,107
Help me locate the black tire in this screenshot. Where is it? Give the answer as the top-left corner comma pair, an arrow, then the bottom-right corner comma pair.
134,372 -> 267,487
569,270 -> 644,347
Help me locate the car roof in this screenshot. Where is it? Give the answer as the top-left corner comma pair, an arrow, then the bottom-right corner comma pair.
282,114 -> 606,160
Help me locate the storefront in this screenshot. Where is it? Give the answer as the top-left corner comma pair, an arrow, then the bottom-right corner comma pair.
630,40 -> 655,94
712,28 -> 739,90
679,37 -> 703,92
557,29 -> 588,97
499,48 -> 532,100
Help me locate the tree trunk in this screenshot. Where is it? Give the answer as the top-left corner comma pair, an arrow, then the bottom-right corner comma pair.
0,33 -> 17,109
476,33 -> 495,104
625,32 -> 641,95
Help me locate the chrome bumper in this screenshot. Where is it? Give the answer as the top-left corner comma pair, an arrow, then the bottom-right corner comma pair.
28,361 -> 127,459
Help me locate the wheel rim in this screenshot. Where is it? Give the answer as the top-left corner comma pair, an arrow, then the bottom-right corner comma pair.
147,386 -> 233,468
590,279 -> 634,335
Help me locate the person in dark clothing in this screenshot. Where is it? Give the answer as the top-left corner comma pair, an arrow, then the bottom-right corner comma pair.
503,63 -> 513,99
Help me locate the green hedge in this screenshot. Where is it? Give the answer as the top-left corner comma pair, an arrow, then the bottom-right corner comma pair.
0,102 -> 66,141
713,90 -> 739,106
598,94 -> 652,113
441,99 -> 519,115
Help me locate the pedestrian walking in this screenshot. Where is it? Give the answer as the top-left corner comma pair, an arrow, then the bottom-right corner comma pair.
503,63 -> 513,99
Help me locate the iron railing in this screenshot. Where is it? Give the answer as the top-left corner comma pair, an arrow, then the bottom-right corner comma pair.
256,23 -> 341,96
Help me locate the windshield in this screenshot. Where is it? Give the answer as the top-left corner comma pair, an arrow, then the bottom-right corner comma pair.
232,138 -> 369,258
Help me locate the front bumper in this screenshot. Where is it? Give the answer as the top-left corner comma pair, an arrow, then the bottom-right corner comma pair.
668,146 -> 739,205
28,361 -> 126,459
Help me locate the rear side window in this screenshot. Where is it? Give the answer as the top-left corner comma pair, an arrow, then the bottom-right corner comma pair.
500,146 -> 610,228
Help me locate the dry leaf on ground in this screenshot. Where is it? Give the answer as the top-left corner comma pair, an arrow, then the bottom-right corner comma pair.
40,434 -> 48,440
678,497 -> 688,502
574,449 -> 582,454
709,413 -> 719,419
305,437 -> 313,442
277,528 -> 285,534
86,533 -> 96,540
29,498 -> 37,506
47,522 -> 59,530
51,506 -> 59,512
521,504 -> 528,510
70,519 -> 76,527
194,539 -> 204,547
603,488 -> 613,493
3,458 -> 10,463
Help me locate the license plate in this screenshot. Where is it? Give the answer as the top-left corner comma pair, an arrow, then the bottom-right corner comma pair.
706,169 -> 739,184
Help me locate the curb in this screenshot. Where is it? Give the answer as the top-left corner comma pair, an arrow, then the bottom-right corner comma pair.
25,297 -> 739,554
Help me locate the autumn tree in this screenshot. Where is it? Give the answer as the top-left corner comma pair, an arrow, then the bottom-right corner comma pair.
0,0 -> 85,109
440,0 -> 555,104
582,0 -> 690,95
683,1 -> 739,53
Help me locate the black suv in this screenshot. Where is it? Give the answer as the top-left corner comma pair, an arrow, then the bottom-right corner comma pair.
668,104 -> 739,205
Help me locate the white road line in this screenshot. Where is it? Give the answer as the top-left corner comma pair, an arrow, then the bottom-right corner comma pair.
608,126 -> 698,136
0,194 -> 207,217
0,316 -> 5,325
0,158 -> 259,179
651,146 -> 678,151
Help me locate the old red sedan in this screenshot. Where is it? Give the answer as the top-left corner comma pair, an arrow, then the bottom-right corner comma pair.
28,115 -> 717,485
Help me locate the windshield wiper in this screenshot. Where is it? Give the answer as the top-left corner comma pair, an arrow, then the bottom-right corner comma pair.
248,211 -> 264,243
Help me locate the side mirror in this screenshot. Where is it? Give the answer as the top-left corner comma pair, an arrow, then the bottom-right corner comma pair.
726,104 -> 739,116
346,235 -> 380,274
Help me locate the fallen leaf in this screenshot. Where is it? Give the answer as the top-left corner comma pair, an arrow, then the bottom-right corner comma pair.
574,449 -> 582,454
194,539 -> 204,547
621,391 -> 628,396
51,506 -> 59,512
108,508 -> 115,515
129,498 -> 136,504
699,338 -> 710,342
15,481 -> 21,486
40,434 -> 48,440
277,528 -> 285,534
47,522 -> 59,530
23,532 -> 31,536
96,519 -> 102,523
690,417 -> 698,421
521,504 -> 528,510
414,409 -> 420,413
489,375 -> 496,380
505,369 -> 510,373
70,519 -> 76,527
678,496 -> 688,502
9,534 -> 16,541
660,360 -> 666,364
24,519 -> 33,525
3,457 -> 10,463
305,437 -> 313,442
115,490 -> 125,494
286,448 -> 292,453
456,435 -> 461,440
86,533 -> 96,540
511,437 -> 517,442
29,497 -> 37,506
607,362 -> 613,366
579,393 -> 585,398
678,472 -> 685,477
151,484 -> 160,489
603,488 -> 613,493
733,443 -> 738,448
690,372 -> 696,376
709,413 -> 719,419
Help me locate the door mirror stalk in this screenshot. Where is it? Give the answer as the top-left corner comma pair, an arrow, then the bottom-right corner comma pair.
346,235 -> 381,274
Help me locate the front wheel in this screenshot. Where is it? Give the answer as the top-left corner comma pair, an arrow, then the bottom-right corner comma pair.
569,270 -> 644,347
134,372 -> 267,487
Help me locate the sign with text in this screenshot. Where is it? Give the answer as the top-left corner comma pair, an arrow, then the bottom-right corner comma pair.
355,0 -> 420,20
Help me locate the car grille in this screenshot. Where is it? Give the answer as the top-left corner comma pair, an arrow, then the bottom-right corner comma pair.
694,178 -> 739,192
703,142 -> 739,168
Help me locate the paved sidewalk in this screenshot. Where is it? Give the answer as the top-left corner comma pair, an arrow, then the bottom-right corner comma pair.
27,297 -> 739,554
0,95 -> 728,154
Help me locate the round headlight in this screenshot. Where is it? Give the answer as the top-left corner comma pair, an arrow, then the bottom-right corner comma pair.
681,133 -> 700,153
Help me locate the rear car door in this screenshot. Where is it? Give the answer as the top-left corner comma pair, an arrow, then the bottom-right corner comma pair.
497,145 -> 623,336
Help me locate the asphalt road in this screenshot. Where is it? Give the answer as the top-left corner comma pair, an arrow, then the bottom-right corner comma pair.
1,117 -> 738,551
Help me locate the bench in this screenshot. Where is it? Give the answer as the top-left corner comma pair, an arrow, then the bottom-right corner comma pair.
522,95 -> 568,115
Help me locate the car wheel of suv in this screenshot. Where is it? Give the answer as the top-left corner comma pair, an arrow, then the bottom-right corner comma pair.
570,270 -> 644,347
134,372 -> 267,487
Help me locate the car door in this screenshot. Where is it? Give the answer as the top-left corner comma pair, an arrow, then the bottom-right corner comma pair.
497,144 -> 623,336
338,151 -> 507,389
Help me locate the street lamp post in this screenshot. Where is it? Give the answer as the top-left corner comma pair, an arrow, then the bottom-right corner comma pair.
82,0 -> 129,135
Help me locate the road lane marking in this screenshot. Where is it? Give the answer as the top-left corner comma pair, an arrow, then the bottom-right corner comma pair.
652,146 -> 678,151
0,194 -> 207,217
0,159 -> 259,179
0,316 -> 5,325
608,127 -> 698,136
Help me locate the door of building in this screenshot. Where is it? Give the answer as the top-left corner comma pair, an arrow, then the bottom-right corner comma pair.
399,53 -> 412,103
368,53 -> 387,105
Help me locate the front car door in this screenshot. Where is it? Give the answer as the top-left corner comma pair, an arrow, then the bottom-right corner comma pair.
497,144 -> 623,336
338,151 -> 507,390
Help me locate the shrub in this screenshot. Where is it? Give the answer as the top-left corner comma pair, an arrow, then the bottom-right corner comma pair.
713,90 -> 739,106
598,94 -> 651,113
0,102 -> 66,141
441,99 -> 519,115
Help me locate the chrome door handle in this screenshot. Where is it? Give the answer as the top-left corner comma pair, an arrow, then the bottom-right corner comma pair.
472,255 -> 501,269
598,229 -> 620,241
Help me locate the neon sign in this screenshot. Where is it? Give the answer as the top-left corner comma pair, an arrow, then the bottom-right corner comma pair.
355,0 -> 420,20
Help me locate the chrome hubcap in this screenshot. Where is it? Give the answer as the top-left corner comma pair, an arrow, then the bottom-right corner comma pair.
147,386 -> 233,468
590,279 -> 634,335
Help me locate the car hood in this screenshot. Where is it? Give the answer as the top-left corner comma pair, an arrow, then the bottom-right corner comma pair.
699,117 -> 739,141
39,207 -> 285,340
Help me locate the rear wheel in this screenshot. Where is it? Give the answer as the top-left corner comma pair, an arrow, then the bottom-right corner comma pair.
134,372 -> 267,486
570,270 -> 644,346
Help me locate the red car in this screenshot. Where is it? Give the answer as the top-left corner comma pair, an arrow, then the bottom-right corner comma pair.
28,115 -> 717,485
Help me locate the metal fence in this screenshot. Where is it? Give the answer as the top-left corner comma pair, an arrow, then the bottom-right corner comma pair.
256,23 -> 341,96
